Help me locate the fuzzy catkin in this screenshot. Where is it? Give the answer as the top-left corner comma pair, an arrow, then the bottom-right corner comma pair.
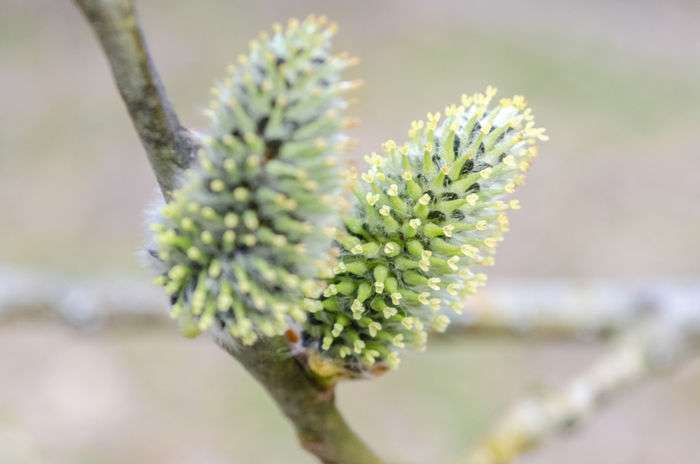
303,87 -> 548,371
150,16 -> 356,344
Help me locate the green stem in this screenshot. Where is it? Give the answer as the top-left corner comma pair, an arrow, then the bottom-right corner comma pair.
212,331 -> 384,464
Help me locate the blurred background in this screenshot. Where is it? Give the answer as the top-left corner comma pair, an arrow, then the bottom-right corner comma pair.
1,0 -> 699,463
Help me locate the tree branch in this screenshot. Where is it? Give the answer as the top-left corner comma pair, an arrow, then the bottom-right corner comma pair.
212,329 -> 383,464
75,0 -> 195,198
445,282 -> 659,341
3,267 -> 696,341
461,309 -> 700,464
73,2 -> 383,462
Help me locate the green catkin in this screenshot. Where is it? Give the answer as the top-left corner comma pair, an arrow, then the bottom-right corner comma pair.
304,87 -> 548,372
150,16 -> 357,345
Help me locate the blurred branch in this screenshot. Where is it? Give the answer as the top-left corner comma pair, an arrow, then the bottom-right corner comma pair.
446,281 -> 662,341
461,290 -> 700,464
72,3 -> 381,463
2,266 -> 696,338
0,265 -> 165,327
74,0 -> 195,198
